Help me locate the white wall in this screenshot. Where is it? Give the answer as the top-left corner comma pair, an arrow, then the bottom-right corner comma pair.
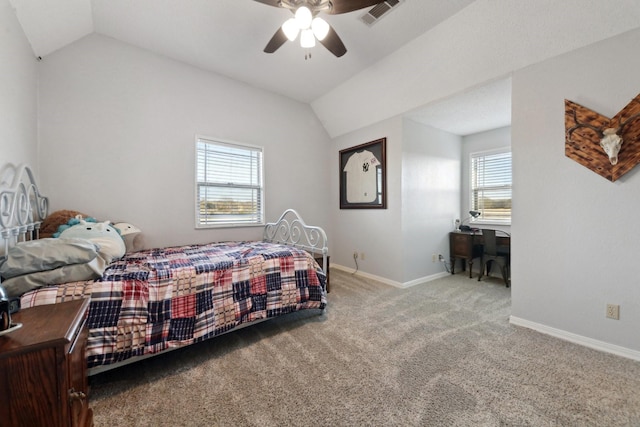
330,116 -> 461,285
330,116 -> 404,283
402,118 -> 461,282
0,0 -> 38,171
37,34 -> 331,249
511,28 -> 640,354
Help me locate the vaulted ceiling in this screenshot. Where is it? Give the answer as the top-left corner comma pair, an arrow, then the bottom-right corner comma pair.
11,0 -> 473,103
9,0 -> 640,137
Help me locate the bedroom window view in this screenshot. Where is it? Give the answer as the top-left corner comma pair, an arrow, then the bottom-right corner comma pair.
196,136 -> 264,227
470,148 -> 512,224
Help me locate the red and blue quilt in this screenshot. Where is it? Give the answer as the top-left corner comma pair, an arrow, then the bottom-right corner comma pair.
20,241 -> 326,368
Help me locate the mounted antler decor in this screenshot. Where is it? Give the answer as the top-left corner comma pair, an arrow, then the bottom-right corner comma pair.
565,93 -> 640,182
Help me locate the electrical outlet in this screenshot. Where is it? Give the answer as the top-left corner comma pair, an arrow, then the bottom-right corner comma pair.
606,303 -> 620,320
360,252 -> 365,261
353,251 -> 358,260
432,254 -> 437,263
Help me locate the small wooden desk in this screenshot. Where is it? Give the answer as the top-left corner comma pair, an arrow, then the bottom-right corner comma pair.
449,231 -> 510,278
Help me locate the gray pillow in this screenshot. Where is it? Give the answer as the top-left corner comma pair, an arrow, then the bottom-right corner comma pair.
0,238 -> 99,279
1,260 -> 106,298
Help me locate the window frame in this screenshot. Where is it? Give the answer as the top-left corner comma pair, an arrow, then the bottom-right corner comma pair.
469,147 -> 512,225
195,135 -> 265,229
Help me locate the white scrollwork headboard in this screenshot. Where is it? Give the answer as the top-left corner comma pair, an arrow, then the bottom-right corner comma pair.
0,164 -> 49,254
263,209 -> 328,272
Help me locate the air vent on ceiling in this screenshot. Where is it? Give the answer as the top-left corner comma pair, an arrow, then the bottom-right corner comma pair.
360,0 -> 402,26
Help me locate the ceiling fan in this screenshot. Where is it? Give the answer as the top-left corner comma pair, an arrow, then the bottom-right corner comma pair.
253,0 -> 382,58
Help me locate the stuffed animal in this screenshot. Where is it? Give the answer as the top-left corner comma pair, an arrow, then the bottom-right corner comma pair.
113,222 -> 143,252
53,216 -> 97,237
56,218 -> 126,264
39,210 -> 88,238
113,222 -> 140,236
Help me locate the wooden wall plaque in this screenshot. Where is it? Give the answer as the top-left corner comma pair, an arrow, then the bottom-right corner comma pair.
565,93 -> 640,182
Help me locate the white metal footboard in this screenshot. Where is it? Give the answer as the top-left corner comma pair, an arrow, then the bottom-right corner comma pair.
0,164 -> 49,255
263,209 -> 328,276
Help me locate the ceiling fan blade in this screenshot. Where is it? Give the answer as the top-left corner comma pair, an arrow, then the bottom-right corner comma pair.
264,27 -> 288,53
252,0 -> 282,7
319,25 -> 347,57
328,0 -> 382,14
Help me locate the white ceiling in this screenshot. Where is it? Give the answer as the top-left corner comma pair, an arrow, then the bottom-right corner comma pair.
405,78 -> 512,136
9,0 -> 505,135
10,0 -> 474,103
8,1 -> 640,137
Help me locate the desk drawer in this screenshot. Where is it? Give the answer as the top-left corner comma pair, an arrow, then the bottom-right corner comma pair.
451,234 -> 471,257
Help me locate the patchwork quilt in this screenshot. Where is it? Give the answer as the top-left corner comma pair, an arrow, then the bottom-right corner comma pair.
20,241 -> 327,368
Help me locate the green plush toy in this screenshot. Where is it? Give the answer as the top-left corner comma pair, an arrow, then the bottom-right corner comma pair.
54,217 -> 125,263
53,216 -> 97,237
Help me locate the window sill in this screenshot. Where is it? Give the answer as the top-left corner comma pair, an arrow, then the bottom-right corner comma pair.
196,223 -> 265,229
471,220 -> 511,226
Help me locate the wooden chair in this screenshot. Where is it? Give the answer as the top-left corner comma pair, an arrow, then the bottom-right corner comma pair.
477,229 -> 510,287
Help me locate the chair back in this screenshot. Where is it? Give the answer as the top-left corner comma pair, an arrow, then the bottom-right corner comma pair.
482,229 -> 498,256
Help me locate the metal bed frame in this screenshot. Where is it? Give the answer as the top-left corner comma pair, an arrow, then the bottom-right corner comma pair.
1,165 -> 329,375
263,208 -> 328,278
0,165 -> 48,257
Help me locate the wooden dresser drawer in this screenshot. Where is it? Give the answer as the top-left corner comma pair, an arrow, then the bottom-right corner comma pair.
0,299 -> 93,427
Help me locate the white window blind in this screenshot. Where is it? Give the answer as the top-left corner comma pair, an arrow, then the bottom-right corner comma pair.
470,148 -> 512,223
196,137 -> 264,228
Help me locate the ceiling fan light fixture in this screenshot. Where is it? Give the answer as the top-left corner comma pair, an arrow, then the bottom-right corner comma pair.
282,18 -> 300,41
294,6 -> 313,30
300,28 -> 316,48
258,0 -> 371,58
311,17 -> 329,41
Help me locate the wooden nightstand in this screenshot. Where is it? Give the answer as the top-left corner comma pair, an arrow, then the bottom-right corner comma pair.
0,298 -> 93,427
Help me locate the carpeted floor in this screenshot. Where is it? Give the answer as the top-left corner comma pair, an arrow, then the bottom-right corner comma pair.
89,269 -> 640,426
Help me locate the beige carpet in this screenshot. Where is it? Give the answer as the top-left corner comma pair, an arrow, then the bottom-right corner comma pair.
89,269 -> 640,426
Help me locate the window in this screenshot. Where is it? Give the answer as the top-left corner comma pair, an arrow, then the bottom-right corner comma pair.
196,136 -> 264,228
470,148 -> 512,224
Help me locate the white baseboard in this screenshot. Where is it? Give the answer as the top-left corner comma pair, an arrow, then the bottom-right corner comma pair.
402,271 -> 451,288
509,316 -> 640,362
331,264 -> 450,289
